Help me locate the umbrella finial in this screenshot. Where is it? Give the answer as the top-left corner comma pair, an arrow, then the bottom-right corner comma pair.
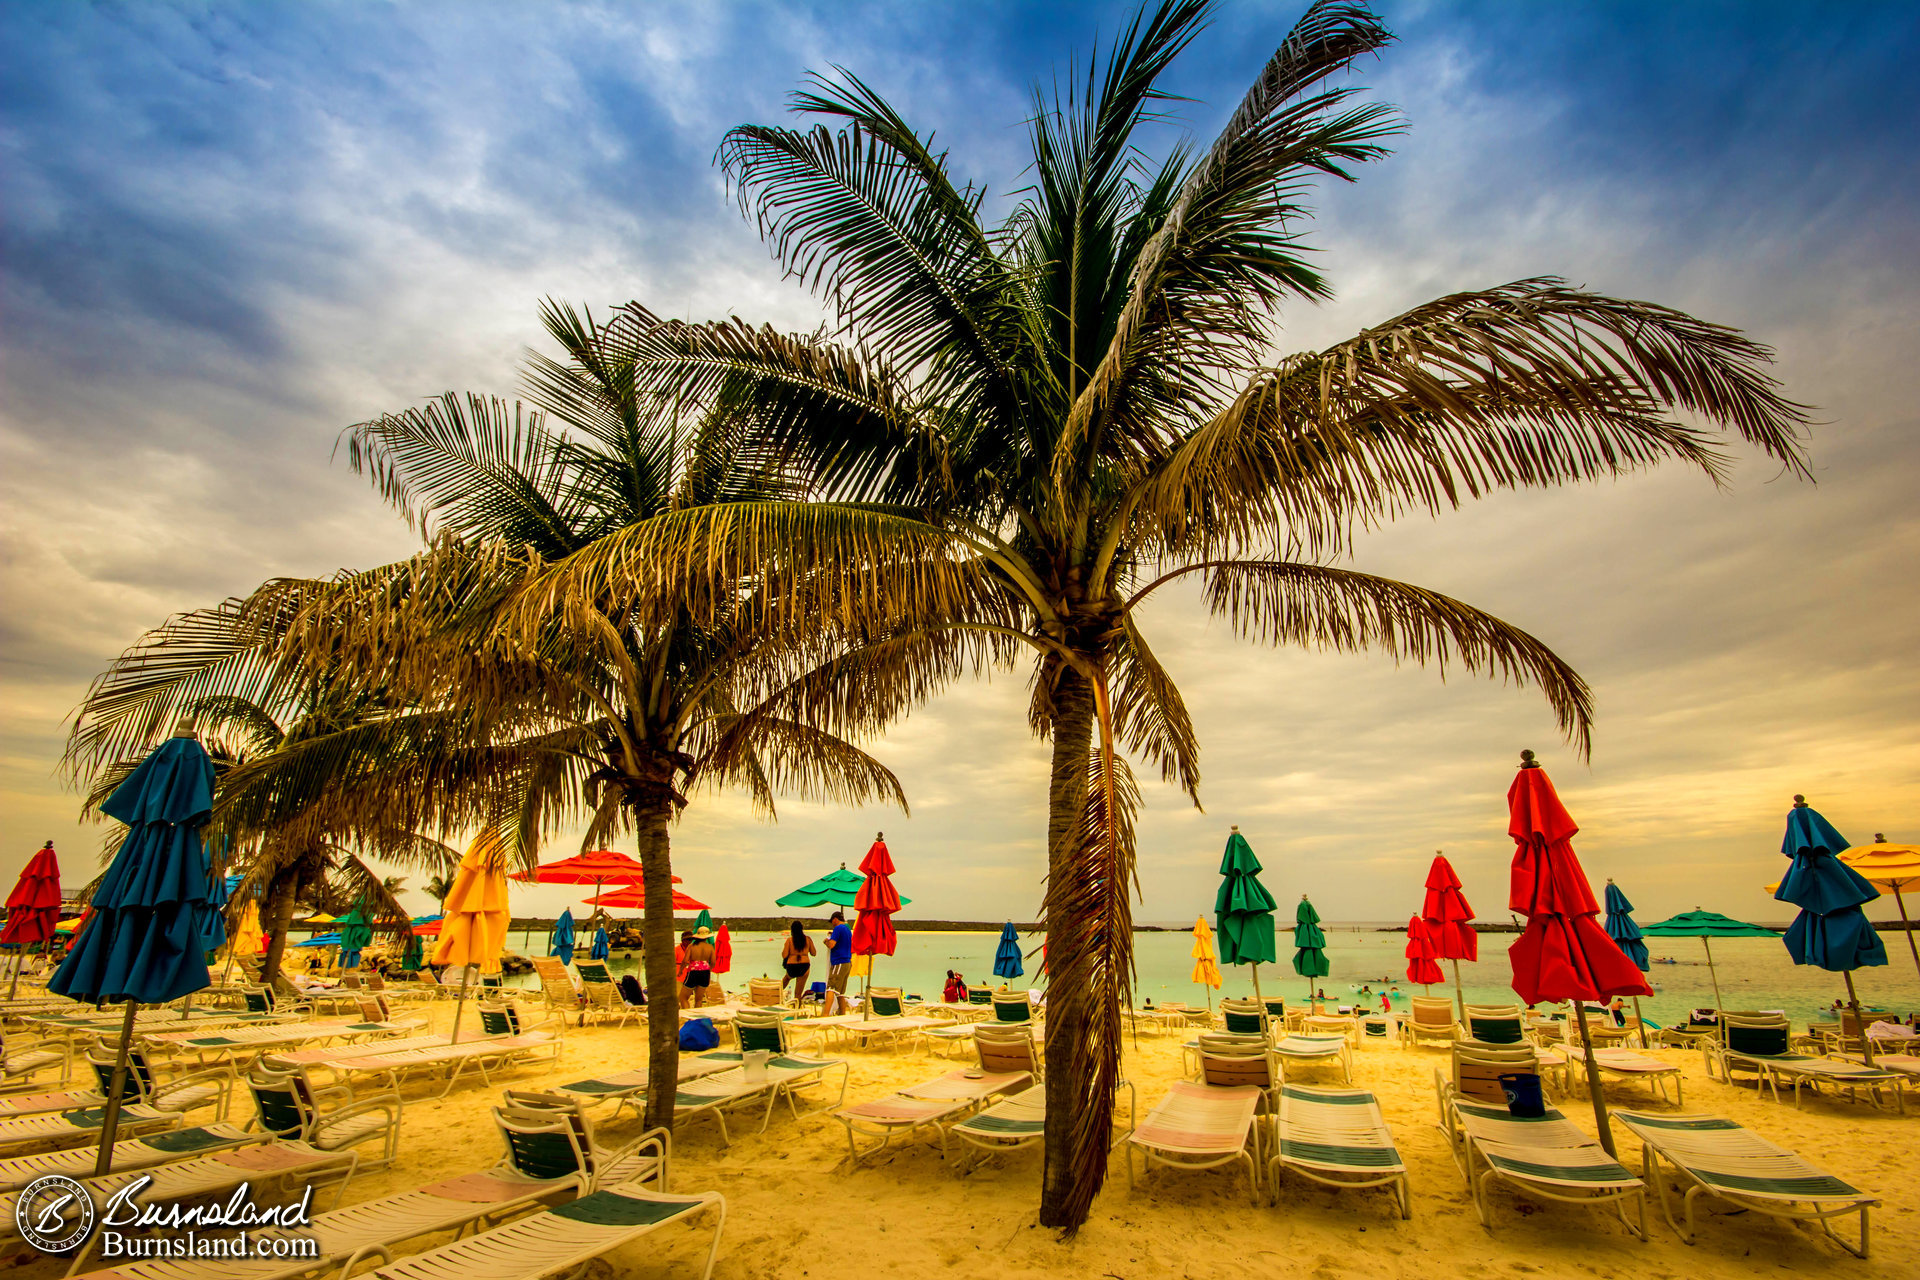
171,719 -> 198,739
876,832 -> 884,839
1792,794 -> 1807,808
1876,833 -> 1886,843
1230,824 -> 1239,832
1519,749 -> 1539,769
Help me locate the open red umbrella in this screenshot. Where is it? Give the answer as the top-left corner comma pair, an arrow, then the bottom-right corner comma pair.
2,842 -> 62,999
851,833 -> 900,1016
585,886 -> 710,913
1404,916 -> 1443,988
1422,851 -> 1477,1018
1506,750 -> 1651,1155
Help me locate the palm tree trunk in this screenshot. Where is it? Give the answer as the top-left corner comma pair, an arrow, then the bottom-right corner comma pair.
632,788 -> 682,1134
258,869 -> 300,989
1039,666 -> 1103,1230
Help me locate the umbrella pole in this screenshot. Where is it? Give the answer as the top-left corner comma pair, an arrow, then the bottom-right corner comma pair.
448,965 -> 474,1044
1632,996 -> 1648,1050
1573,1010 -> 1617,1158
1249,963 -> 1262,1006
93,999 -> 140,1176
1703,936 -> 1724,1014
1842,970 -> 1876,1067
1894,889 -> 1920,978
1451,958 -> 1466,1024
6,953 -> 17,1002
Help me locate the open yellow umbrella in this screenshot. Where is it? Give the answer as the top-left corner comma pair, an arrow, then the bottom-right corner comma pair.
434,829 -> 513,1042
1841,835 -> 1920,976
1190,916 -> 1222,1009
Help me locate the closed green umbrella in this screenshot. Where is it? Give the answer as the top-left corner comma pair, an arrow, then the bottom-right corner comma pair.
1292,895 -> 1329,999
1639,909 -> 1780,1013
693,909 -> 713,933
337,904 -> 373,970
1215,826 -> 1277,1002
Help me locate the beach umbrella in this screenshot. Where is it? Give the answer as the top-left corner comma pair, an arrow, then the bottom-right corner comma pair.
433,829 -> 513,1044
693,909 -> 714,934
1638,909 -> 1779,1012
297,932 -> 343,948
585,886 -> 710,913
851,834 -> 901,1016
230,901 -> 265,956
1421,852 -> 1477,1019
590,926 -> 610,961
713,923 -> 732,975
513,848 -> 658,937
337,904 -> 373,970
1504,751 -> 1652,1157
1215,826 -> 1277,1002
1190,917 -> 1222,1008
994,922 -> 1024,980
1,841 -> 61,999
1603,880 -> 1652,1046
1838,835 -> 1920,977
1293,895 -> 1329,999
49,729 -> 218,1175
549,908 -> 576,967
1776,796 -> 1888,1064
299,913 -> 339,927
1404,916 -> 1442,989
773,863 -> 914,911
401,928 -> 425,971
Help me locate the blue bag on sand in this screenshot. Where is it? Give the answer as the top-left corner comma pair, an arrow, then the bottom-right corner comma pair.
679,1017 -> 719,1051
1499,1071 -> 1545,1117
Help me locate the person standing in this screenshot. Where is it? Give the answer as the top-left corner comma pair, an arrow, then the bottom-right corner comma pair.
679,927 -> 716,1008
780,921 -> 815,1006
825,910 -> 854,1014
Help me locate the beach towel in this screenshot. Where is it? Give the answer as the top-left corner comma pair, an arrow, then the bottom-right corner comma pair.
679,1018 -> 719,1051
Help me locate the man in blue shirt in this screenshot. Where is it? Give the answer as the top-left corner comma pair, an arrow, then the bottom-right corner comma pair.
825,911 -> 854,1013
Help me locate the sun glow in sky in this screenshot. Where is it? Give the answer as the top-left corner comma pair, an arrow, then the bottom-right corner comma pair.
2,2 -> 1916,928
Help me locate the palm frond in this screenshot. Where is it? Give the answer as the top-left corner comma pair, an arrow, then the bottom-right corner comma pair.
1110,620 -> 1201,800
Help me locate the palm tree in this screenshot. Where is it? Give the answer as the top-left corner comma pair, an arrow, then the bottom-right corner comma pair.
300,301 -> 911,1130
513,0 -> 1813,1228
64,596 -> 457,987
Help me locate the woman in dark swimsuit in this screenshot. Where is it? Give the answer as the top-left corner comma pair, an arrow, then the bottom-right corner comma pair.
679,927 -> 717,1008
780,921 -> 815,1005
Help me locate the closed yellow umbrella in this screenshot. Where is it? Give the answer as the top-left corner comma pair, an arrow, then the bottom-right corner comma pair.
1191,916 -> 1222,1009
435,829 -> 513,1041
231,901 -> 264,955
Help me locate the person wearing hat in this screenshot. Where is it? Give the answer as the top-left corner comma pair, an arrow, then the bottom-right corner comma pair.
679,925 -> 716,1008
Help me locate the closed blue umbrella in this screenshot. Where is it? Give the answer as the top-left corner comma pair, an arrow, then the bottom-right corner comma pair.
1776,795 -> 1887,1063
1603,880 -> 1651,1044
550,908 -> 576,966
994,922 -> 1024,979
48,730 -> 218,1175
590,926 -> 610,961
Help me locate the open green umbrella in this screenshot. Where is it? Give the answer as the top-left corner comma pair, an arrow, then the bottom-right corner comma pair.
1292,895 -> 1328,999
1215,827 -> 1277,1002
774,863 -> 912,910
1638,909 -> 1779,1013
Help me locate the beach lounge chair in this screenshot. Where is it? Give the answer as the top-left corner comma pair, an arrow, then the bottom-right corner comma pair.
1707,1013 -> 1904,1112
1303,1013 -> 1358,1045
1587,1047 -> 1683,1106
245,1063 -> 404,1167
1125,1080 -> 1264,1204
1220,999 -> 1270,1038
83,1041 -> 237,1119
974,1024 -> 1042,1078
574,963 -> 636,1028
1439,1041 -> 1564,1116
839,990 -> 938,1053
1399,996 -> 1459,1048
529,957 -> 585,1024
1442,1092 -> 1646,1237
949,1079 -> 1137,1170
0,1030 -> 70,1090
10,1138 -> 360,1268
138,1015 -> 428,1068
677,1050 -> 850,1131
479,1000 -> 565,1039
0,1121 -> 262,1191
1269,1084 -> 1409,1218
1193,1035 -> 1281,1115
1614,1109 -> 1878,1256
318,1032 -> 561,1099
0,1099 -> 183,1154
1463,1004 -> 1527,1046
991,991 -> 1037,1027
831,1068 -> 1032,1163
359,1179 -> 725,1280
494,1091 -> 670,1190
547,1055 -> 737,1112
747,978 -> 784,1008
1272,1033 -> 1352,1085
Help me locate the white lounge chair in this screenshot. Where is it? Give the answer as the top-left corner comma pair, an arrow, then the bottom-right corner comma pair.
1269,1084 -> 1409,1218
1125,1080 -> 1264,1205
831,1069 -> 1031,1163
1440,1089 -> 1645,1238
314,1033 -> 561,1099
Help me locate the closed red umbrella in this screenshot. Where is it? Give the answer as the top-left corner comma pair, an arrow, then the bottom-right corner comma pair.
851,833 -> 900,1017
1404,916 -> 1443,988
713,924 -> 733,976
1506,750 -> 1651,1155
2,842 -> 62,999
1422,851 -> 1476,1018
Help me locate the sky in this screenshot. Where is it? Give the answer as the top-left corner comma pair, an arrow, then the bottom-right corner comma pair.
2,1 -> 1917,931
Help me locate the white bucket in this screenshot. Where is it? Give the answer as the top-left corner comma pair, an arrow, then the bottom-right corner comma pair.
743,1049 -> 771,1082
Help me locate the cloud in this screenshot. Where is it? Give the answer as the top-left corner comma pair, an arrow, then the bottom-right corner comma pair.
2,1 -> 1916,933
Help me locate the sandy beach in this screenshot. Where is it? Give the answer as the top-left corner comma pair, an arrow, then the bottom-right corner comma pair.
17,995 -> 1913,1280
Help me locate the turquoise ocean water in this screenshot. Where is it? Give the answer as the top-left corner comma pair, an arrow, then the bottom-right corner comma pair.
506,923 -> 1920,1024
